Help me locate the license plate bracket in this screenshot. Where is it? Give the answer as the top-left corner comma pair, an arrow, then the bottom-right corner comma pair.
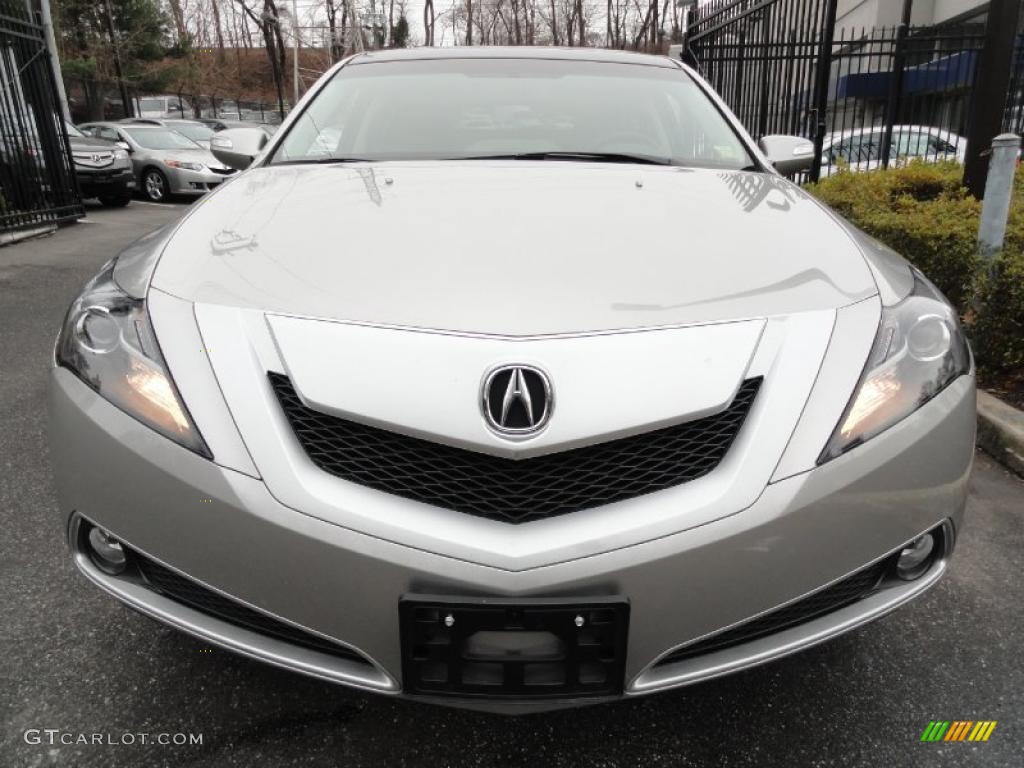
400,595 -> 629,698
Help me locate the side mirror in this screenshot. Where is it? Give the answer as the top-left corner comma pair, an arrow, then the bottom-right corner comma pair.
758,135 -> 815,176
211,127 -> 269,171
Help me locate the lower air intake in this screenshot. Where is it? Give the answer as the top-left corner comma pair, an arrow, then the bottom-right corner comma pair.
131,550 -> 369,665
656,560 -> 889,666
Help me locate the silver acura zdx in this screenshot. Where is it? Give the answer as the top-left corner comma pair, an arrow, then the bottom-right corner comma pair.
48,48 -> 975,713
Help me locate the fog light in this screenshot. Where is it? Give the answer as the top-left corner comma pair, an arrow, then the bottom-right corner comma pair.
896,533 -> 935,581
87,526 -> 127,575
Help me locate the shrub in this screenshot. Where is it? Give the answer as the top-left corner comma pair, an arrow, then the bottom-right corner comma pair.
807,160 -> 1024,375
972,250 -> 1024,373
807,161 -> 980,307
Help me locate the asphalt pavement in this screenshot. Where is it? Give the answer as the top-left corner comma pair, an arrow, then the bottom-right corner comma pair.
1,200 -> 1023,768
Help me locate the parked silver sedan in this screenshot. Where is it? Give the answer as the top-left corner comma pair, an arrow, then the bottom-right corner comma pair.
78,122 -> 236,202
52,48 -> 975,713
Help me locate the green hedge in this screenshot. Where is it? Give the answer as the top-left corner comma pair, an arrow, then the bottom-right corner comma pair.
806,161 -> 1024,374
973,251 -> 1024,372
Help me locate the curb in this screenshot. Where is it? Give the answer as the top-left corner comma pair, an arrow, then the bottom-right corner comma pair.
977,390 -> 1024,477
0,224 -> 55,248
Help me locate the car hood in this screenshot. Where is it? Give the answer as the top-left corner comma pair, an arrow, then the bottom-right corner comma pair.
151,162 -> 877,335
68,135 -> 118,151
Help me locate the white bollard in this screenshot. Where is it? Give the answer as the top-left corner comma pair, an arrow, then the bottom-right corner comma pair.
978,133 -> 1021,257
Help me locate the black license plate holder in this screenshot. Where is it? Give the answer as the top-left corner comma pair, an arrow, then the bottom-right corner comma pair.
400,595 -> 629,698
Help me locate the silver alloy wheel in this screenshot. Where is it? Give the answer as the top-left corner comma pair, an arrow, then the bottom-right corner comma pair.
144,170 -> 166,202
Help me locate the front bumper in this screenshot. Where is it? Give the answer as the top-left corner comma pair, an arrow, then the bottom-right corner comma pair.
76,167 -> 135,198
165,166 -> 235,195
48,367 -> 976,712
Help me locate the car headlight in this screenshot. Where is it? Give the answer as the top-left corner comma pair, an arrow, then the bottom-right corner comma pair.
165,160 -> 204,171
113,149 -> 128,161
819,272 -> 971,463
56,261 -> 210,457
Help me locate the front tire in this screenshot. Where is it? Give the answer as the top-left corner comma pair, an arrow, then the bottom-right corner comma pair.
142,168 -> 169,202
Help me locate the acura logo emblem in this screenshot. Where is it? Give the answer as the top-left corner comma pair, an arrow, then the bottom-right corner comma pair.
482,365 -> 553,437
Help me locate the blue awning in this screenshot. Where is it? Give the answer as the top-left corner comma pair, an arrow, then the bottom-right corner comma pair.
836,50 -> 978,100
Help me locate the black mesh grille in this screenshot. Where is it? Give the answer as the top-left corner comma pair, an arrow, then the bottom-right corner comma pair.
133,552 -> 368,664
656,561 -> 888,666
269,373 -> 761,524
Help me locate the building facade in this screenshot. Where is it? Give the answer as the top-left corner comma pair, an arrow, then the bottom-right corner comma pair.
836,0 -> 989,29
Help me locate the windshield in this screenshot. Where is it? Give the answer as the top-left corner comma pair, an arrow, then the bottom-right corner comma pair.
169,123 -> 214,141
124,127 -> 200,150
271,59 -> 754,169
65,122 -> 85,138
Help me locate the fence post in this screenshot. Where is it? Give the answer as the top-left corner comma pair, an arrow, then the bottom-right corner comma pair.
38,0 -> 70,122
809,0 -> 839,183
964,0 -> 1022,198
880,0 -> 914,168
757,7 -> 772,138
679,2 -> 701,71
978,133 -> 1021,257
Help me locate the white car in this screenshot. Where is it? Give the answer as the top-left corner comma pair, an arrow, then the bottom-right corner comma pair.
821,125 -> 965,176
135,95 -> 189,119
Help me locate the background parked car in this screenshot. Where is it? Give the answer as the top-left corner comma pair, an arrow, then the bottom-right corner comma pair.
78,122 -> 236,202
64,122 -> 134,206
821,125 -> 965,176
198,118 -> 278,136
121,118 -> 216,149
1,118 -> 134,209
200,101 -> 241,121
136,95 -> 188,119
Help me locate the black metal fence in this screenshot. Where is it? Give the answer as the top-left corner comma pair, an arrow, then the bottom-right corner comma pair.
818,24 -> 986,178
684,0 -> 836,143
0,0 -> 82,234
63,83 -> 288,126
685,0 -> 1024,182
135,94 -> 287,125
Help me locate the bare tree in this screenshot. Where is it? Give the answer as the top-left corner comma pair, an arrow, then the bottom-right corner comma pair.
209,0 -> 227,56
233,0 -> 288,117
423,0 -> 436,45
167,0 -> 188,42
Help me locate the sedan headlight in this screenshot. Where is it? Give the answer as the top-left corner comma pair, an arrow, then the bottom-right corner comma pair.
165,160 -> 204,171
819,272 -> 971,463
56,261 -> 210,457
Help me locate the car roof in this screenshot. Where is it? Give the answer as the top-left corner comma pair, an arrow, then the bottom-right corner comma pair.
825,125 -> 963,142
347,45 -> 679,69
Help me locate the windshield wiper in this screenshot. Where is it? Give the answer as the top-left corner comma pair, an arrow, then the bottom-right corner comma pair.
274,157 -> 374,165
450,151 -> 673,166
